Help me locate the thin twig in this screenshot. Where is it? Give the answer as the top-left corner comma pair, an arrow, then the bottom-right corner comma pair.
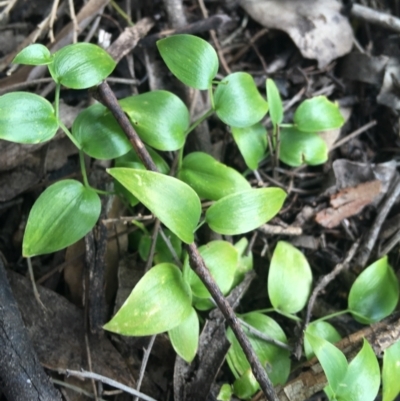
330,120 -> 377,151
134,335 -> 156,401
351,3 -> 400,33
68,0 -> 79,43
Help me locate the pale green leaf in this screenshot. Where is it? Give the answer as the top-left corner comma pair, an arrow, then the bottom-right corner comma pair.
304,321 -> 341,360
382,340 -> 400,401
266,79 -> 283,126
13,44 -> 52,65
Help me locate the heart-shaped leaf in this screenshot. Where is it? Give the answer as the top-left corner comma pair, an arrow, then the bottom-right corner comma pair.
108,168 -> 201,243
157,34 -> 218,90
279,127 -> 328,167
178,152 -> 250,200
231,123 -> 268,170
266,79 -> 283,126
13,44 -> 52,65
72,103 -> 131,159
48,43 -> 116,89
304,321 -> 341,360
23,180 -> 101,257
294,96 -> 344,132
214,72 -> 268,128
206,188 -> 286,235
0,92 -> 58,144
348,256 -> 399,324
120,91 -> 189,151
169,307 -> 199,362
382,341 -> 400,401
268,241 -> 312,314
104,263 -> 192,336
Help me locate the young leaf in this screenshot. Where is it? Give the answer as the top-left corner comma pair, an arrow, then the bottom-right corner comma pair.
233,238 -> 253,286
72,103 -> 131,159
23,180 -> 101,257
108,168 -> 201,244
231,123 -> 268,170
382,340 -> 400,401
293,96 -> 344,132
217,384 -> 233,401
13,44 -> 52,65
178,152 -> 250,200
279,127 -> 328,167
214,72 -> 269,128
206,188 -> 286,235
0,92 -> 58,144
48,43 -> 116,89
104,263 -> 192,336
120,91 -> 189,151
157,34 -> 218,90
268,241 -> 312,314
304,321 -> 341,360
266,79 -> 283,126
183,240 -> 238,298
348,256 -> 399,324
169,307 -> 199,363
233,369 -> 260,400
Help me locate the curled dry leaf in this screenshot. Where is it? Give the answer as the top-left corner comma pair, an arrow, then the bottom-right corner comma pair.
315,180 -> 382,228
239,0 -> 354,68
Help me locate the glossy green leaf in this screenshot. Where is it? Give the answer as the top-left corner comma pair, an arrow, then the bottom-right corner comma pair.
266,79 -> 283,126
72,103 -> 131,159
304,321 -> 341,360
233,369 -> 260,400
178,152 -> 250,200
169,307 -> 199,362
217,384 -> 233,401
23,180 -> 101,257
108,168 -> 201,244
231,123 -> 268,170
279,127 -> 328,167
183,240 -> 238,298
157,34 -> 218,89
382,340 -> 400,401
226,312 -> 290,387
304,332 -> 348,393
104,263 -> 192,336
348,256 -> 399,324
268,241 -> 312,314
206,188 -> 286,235
214,72 -> 269,128
120,91 -> 189,151
13,44 -> 52,65
0,92 -> 58,144
335,339 -> 380,401
294,96 -> 344,132
48,43 -> 116,89
233,237 -> 253,286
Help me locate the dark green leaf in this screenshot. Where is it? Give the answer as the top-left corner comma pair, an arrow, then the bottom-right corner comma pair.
382,340 -> 400,401
157,34 -> 218,89
304,321 -> 341,360
0,92 -> 58,144
13,44 -> 52,65
266,79 -> 283,126
104,263 -> 192,335
178,152 -> 250,200
23,180 -> 101,257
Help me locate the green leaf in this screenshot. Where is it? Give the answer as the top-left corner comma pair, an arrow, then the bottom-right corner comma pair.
108,168 -> 201,244
13,44 -> 52,65
178,152 -> 250,200
279,127 -> 328,167
169,307 -> 199,363
304,321 -> 341,360
192,296 -> 215,311
348,256 -> 399,324
266,79 -> 283,126
294,96 -> 344,132
0,92 -> 58,144
233,238 -> 253,286
304,332 -> 348,393
217,384 -> 233,401
104,263 -> 192,336
226,312 -> 290,387
183,240 -> 238,298
382,340 -> 400,401
48,43 -> 116,89
157,34 -> 218,90
335,339 -> 380,401
233,369 -> 260,400
72,103 -> 131,159
231,123 -> 268,170
120,91 -> 189,151
268,241 -> 312,314
23,180 -> 101,257
214,72 -> 269,128
206,188 -> 286,235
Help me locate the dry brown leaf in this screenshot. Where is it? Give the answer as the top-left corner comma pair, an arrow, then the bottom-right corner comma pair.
315,180 -> 382,228
239,0 -> 354,68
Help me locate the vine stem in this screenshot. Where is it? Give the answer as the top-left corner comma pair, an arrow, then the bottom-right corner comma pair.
95,81 -> 279,401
